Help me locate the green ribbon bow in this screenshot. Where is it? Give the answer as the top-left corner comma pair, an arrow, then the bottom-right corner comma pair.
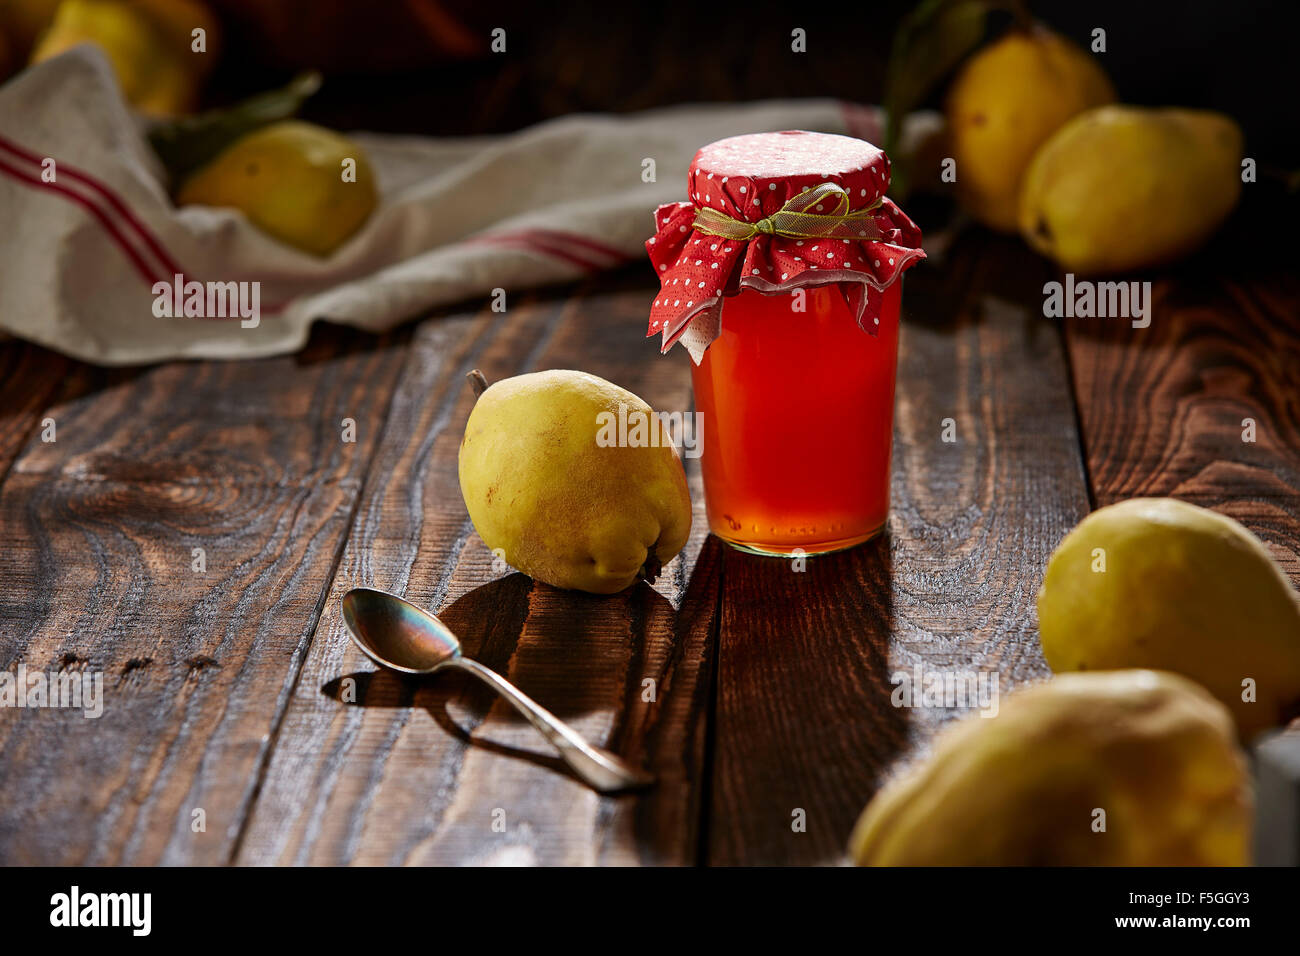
691,182 -> 884,242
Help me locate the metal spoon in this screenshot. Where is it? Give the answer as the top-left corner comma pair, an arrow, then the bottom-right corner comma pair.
340,587 -> 655,793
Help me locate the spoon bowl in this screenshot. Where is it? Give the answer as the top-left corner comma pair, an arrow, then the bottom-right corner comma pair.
342,587 -> 460,673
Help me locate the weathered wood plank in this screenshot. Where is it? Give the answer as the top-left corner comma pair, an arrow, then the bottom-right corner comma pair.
0,324 -> 409,864
236,275 -> 718,865
707,236 -> 1092,865
0,340 -> 74,482
1064,260 -> 1300,584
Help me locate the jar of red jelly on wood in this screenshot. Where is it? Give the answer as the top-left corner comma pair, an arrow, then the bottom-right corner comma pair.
645,131 -> 925,556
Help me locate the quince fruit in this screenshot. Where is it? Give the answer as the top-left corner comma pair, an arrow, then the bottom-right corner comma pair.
1037,497 -> 1300,737
176,120 -> 377,257
1019,105 -> 1243,274
850,670 -> 1251,866
30,0 -> 218,115
459,369 -> 692,594
945,25 -> 1115,232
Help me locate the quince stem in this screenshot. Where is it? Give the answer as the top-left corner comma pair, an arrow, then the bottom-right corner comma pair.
466,369 -> 489,397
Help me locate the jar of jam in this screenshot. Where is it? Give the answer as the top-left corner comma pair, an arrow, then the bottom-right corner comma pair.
645,131 -> 924,555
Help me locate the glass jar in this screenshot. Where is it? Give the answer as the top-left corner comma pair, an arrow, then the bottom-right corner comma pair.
645,131 -> 923,556
691,282 -> 902,554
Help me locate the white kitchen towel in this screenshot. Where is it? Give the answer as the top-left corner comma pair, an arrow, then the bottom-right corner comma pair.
0,46 -> 935,365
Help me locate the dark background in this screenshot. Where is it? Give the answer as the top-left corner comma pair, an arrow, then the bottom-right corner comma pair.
203,0 -> 1300,165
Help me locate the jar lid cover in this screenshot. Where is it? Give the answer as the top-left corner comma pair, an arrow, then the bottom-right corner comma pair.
646,130 -> 925,362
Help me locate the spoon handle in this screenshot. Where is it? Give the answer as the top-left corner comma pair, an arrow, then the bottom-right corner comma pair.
448,657 -> 655,793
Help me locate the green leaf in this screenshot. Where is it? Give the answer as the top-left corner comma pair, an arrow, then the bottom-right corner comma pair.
882,0 -> 995,197
147,72 -> 323,190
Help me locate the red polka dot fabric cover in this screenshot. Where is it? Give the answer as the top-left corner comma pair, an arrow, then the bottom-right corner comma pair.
646,130 -> 925,362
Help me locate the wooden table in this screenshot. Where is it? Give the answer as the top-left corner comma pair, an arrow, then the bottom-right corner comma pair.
1,229 -> 1296,866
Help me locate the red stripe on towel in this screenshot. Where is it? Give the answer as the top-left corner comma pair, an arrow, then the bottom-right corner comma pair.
0,133 -> 185,279
0,154 -> 165,287
0,137 -> 294,317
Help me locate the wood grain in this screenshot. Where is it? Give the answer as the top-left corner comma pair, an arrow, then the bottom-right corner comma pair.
0,325 -> 409,864
707,235 -> 1092,865
234,276 -> 719,865
1065,260 -> 1300,584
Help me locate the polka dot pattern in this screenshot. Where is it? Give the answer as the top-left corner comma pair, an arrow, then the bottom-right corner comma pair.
645,131 -> 924,353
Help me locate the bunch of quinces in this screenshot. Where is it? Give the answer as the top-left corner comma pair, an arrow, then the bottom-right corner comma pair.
886,0 -> 1244,274
0,0 -> 376,256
